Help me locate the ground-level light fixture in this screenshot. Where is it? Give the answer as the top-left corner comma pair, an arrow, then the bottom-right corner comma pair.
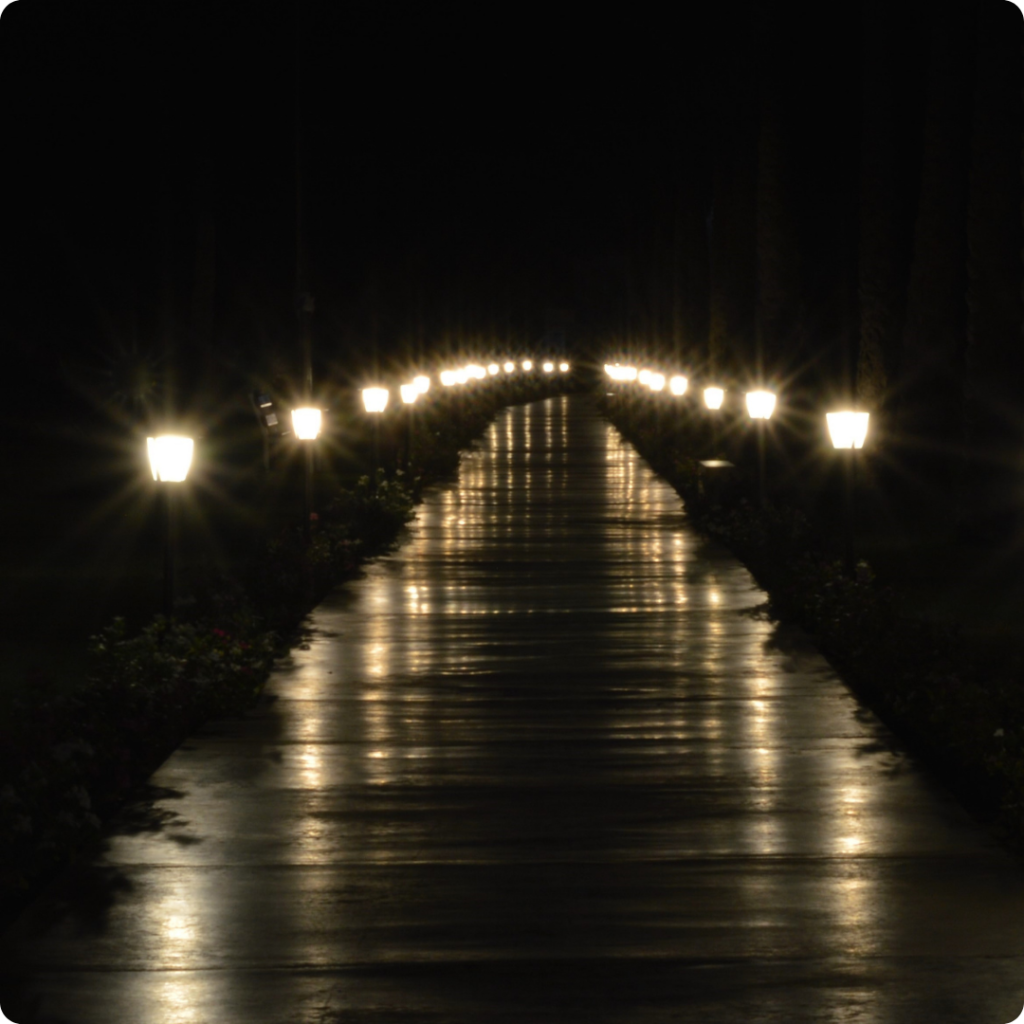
362,387 -> 389,413
826,411 -> 870,449
147,435 -> 194,482
291,407 -> 322,440
703,387 -> 725,410
669,375 -> 688,396
745,390 -> 776,421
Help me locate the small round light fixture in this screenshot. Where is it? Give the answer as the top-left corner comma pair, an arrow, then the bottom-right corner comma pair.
827,411 -> 870,449
362,387 -> 389,413
147,435 -> 194,482
291,407 -> 322,440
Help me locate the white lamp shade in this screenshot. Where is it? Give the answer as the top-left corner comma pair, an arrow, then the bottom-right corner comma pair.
669,375 -> 688,396
827,411 -> 870,449
503,361 -> 515,373
400,384 -> 418,405
745,390 -> 776,420
559,362 -> 570,372
147,435 -> 193,482
522,360 -> 533,371
291,407 -> 322,440
413,375 -> 430,394
542,361 -> 554,373
362,387 -> 389,413
703,387 -> 725,410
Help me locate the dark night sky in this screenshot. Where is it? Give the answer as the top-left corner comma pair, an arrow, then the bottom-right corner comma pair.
2,1 -> 918,419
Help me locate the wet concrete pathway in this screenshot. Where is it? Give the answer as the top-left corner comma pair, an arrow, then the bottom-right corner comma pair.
4,396 -> 1024,1023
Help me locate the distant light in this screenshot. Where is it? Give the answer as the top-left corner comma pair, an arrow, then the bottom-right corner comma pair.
648,372 -> 665,392
413,375 -> 430,394
745,390 -> 776,420
291,407 -> 322,440
703,387 -> 725,410
464,364 -> 486,380
440,369 -> 458,386
503,361 -> 515,373
147,435 -> 193,482
827,411 -> 869,449
559,362 -> 570,372
604,363 -> 637,382
669,375 -> 688,396
542,361 -> 555,373
487,363 -> 500,375
362,387 -> 389,413
638,369 -> 652,386
522,360 -> 533,371
400,384 -> 419,405
455,368 -> 469,384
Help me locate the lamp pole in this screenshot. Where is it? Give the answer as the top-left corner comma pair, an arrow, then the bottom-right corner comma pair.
827,411 -> 870,577
147,435 -> 194,619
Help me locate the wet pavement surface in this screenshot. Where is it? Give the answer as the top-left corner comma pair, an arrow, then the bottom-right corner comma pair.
4,396 -> 1024,1023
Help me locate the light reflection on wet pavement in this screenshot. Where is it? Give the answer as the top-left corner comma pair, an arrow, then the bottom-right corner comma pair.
4,396 -> 1024,1023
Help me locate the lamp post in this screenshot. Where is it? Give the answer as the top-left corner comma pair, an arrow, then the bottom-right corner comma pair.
826,411 -> 870,576
291,407 -> 322,542
147,434 -> 194,618
362,386 -> 389,488
703,386 -> 725,456
745,390 -> 777,508
400,383 -> 419,474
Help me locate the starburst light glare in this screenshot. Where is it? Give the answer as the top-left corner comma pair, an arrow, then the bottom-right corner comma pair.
669,375 -> 688,396
703,387 -> 725,410
147,435 -> 194,482
362,387 -> 389,413
291,407 -> 322,440
827,411 -> 870,449
745,390 -> 777,420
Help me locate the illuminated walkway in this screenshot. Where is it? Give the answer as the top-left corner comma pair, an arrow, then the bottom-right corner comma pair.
5,396 -> 1024,1023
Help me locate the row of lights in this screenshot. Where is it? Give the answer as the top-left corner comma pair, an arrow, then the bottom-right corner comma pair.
604,363 -> 869,449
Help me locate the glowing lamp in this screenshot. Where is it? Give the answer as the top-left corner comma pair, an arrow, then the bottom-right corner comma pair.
638,369 -> 652,386
648,372 -> 665,392
400,384 -> 418,405
503,361 -> 515,373
745,390 -> 776,420
542,361 -> 554,373
413,375 -> 430,394
559,362 -> 570,372
291,407 -> 322,440
487,363 -> 499,375
669,375 -> 688,396
703,387 -> 725,410
362,387 -> 389,413
147,435 -> 193,482
827,411 -> 870,449
522,359 -> 533,371
440,370 -> 457,386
